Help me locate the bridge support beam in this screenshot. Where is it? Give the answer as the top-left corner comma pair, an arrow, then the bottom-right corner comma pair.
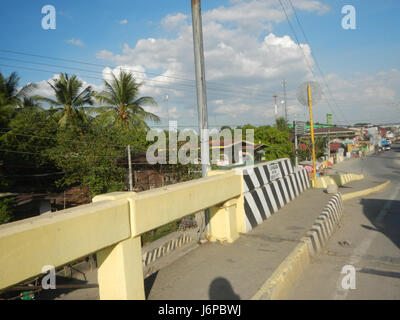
208,198 -> 240,243
96,236 -> 145,300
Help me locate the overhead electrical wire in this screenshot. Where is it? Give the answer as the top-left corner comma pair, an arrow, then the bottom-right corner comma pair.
286,0 -> 349,124
0,49 -> 278,101
277,0 -> 346,125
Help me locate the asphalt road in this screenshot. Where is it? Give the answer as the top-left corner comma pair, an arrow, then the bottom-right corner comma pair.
287,144 -> 400,300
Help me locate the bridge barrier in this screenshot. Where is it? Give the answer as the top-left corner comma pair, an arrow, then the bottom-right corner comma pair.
0,158 -> 312,300
313,173 -> 364,188
252,193 -> 344,300
230,159 -> 310,233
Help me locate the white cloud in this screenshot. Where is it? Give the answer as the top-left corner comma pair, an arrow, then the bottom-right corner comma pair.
54,0 -> 398,126
161,13 -> 188,31
65,39 -> 84,47
94,0 -> 318,126
120,19 -> 128,25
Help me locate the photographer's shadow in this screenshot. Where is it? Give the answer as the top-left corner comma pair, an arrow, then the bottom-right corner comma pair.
208,277 -> 241,300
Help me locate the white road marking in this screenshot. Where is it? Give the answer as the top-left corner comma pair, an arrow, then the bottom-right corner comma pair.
333,184 -> 400,300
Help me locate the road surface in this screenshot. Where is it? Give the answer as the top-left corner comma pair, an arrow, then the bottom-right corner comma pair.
287,144 -> 400,299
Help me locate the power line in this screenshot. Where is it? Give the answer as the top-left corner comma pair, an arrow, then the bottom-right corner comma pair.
277,0 -> 345,125
0,61 -> 279,105
0,49 -> 278,100
0,128 -> 130,149
286,0 -> 348,124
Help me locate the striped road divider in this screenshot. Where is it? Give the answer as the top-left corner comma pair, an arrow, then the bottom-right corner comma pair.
237,159 -> 310,233
252,193 -> 344,300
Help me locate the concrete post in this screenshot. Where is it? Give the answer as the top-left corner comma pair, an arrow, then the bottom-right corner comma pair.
208,198 -> 239,243
96,236 -> 145,300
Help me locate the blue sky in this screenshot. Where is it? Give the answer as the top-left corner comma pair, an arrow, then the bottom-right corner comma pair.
1,0 -> 399,126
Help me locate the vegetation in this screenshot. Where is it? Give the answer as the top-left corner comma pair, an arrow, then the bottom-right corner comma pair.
92,71 -> 160,130
0,70 -> 300,229
0,198 -> 14,224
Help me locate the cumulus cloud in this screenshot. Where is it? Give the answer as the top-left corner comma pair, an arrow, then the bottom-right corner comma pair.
161,13 -> 188,31
94,0 -> 323,126
56,0 -> 398,126
65,39 -> 84,47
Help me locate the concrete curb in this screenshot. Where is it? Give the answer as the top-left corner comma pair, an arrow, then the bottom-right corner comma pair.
313,173 -> 364,188
342,181 -> 391,201
251,194 -> 344,300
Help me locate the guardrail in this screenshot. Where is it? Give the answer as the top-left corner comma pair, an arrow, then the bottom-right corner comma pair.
0,171 -> 241,300
0,158 -> 311,300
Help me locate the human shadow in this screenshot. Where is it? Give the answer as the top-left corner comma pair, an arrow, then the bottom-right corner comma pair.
208,277 -> 241,300
360,198 -> 400,250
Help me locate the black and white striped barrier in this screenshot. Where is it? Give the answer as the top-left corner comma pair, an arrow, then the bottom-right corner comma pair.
302,193 -> 343,255
237,159 -> 310,233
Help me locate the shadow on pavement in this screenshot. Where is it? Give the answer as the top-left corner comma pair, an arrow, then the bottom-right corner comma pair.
360,198 -> 400,250
358,268 -> 400,279
145,271 -> 158,299
208,277 -> 241,300
36,275 -> 93,300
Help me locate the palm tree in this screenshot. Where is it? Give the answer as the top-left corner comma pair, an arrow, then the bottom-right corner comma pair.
0,72 -> 38,125
37,73 -> 94,127
93,71 -> 159,130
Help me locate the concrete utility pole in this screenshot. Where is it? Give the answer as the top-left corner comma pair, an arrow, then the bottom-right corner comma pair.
191,0 -> 209,177
282,80 -> 288,121
127,145 -> 133,192
294,114 -> 299,169
273,94 -> 278,122
307,85 -> 317,187
191,0 -> 209,240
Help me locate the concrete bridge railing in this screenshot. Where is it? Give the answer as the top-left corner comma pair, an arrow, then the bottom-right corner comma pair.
0,158 -> 310,300
0,171 -> 242,299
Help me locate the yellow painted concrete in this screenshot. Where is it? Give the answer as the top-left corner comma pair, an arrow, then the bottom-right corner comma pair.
96,237 -> 145,300
312,173 -> 364,188
0,199 -> 131,290
251,242 -> 311,300
133,172 -> 242,236
342,181 -> 391,201
208,198 -> 240,243
208,169 -> 247,234
0,171 -> 243,298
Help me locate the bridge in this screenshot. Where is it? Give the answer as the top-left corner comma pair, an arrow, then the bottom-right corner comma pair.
0,155 -> 394,300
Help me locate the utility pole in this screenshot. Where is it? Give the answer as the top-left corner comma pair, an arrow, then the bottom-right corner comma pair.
307,85 -> 317,187
191,0 -> 209,240
282,80 -> 288,121
127,145 -> 133,192
294,114 -> 299,169
273,94 -> 278,123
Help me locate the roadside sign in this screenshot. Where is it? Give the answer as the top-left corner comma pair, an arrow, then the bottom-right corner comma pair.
295,121 -> 306,136
267,162 -> 282,181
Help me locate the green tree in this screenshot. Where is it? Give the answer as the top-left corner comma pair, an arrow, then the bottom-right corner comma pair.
275,117 -> 289,132
0,72 -> 37,127
0,108 -> 60,192
93,71 -> 160,130
254,126 -> 294,162
0,198 -> 14,225
46,125 -> 149,198
37,73 -> 94,127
